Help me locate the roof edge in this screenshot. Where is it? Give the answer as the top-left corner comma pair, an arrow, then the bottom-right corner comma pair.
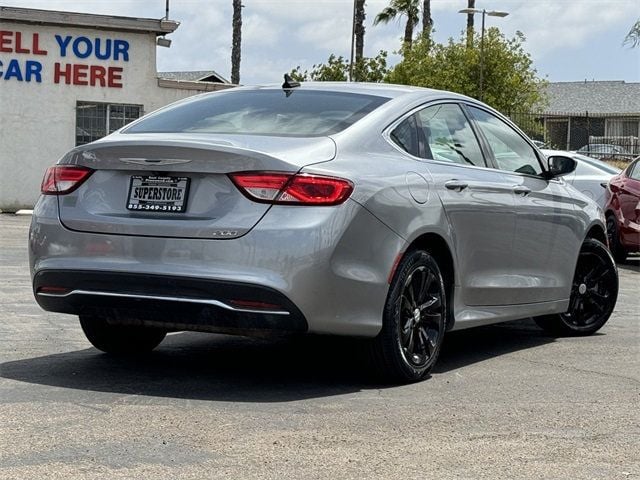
0,5 -> 179,35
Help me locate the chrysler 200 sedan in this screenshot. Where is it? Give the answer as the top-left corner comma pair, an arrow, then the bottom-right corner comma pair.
29,81 -> 619,382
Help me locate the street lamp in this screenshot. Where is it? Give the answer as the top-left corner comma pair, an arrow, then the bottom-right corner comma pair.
458,7 -> 509,101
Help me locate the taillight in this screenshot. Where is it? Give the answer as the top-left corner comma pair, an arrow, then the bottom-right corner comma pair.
41,165 -> 93,195
229,172 -> 353,205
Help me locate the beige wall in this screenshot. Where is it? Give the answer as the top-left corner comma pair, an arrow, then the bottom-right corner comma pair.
0,21 -> 225,210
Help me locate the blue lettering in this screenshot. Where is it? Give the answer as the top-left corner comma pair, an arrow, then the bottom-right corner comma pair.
94,38 -> 112,60
113,40 -> 129,61
72,36 -> 93,58
4,59 -> 23,81
0,60 -> 2,79
55,35 -> 72,57
26,61 -> 42,83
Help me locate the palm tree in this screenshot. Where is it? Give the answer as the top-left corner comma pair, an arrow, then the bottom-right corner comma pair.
624,19 -> 640,48
355,0 -> 366,62
422,0 -> 432,38
231,0 -> 242,84
374,0 -> 420,48
466,0 -> 475,47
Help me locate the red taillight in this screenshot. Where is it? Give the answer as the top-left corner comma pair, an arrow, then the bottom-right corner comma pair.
41,165 -> 93,195
229,172 -> 353,206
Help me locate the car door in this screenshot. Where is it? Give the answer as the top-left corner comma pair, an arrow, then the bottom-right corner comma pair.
466,105 -> 583,304
617,161 -> 640,247
389,102 -> 518,307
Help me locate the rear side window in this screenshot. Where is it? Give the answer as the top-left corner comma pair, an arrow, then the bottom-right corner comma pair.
468,106 -> 543,175
125,89 -> 389,137
629,160 -> 640,180
417,104 -> 486,167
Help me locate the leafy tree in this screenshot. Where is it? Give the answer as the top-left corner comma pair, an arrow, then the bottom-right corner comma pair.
387,29 -> 547,113
623,19 -> 640,48
290,52 -> 388,82
374,0 -> 420,48
231,0 -> 242,84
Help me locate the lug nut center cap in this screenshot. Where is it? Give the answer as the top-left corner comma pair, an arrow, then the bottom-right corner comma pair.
578,283 -> 587,295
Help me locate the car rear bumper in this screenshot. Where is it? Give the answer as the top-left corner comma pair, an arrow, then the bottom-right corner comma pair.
34,270 -> 308,335
29,196 -> 406,337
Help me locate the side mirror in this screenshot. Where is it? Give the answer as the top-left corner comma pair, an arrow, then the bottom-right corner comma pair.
546,155 -> 577,178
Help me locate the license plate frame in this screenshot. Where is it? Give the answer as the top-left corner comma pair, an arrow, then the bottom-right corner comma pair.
126,175 -> 190,213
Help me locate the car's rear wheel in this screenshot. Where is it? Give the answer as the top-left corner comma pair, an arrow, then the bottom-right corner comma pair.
79,315 -> 167,354
606,214 -> 628,263
371,250 -> 446,383
534,239 -> 618,336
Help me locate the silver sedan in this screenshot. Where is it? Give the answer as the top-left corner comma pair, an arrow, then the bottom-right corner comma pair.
29,82 -> 618,383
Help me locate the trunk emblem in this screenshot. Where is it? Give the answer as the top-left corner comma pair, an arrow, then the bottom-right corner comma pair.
119,158 -> 192,166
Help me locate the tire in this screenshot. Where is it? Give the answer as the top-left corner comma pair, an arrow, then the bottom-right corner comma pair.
534,239 -> 618,336
79,315 -> 166,354
606,214 -> 628,263
371,250 -> 447,383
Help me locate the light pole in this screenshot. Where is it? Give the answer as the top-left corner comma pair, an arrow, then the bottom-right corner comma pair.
458,7 -> 508,101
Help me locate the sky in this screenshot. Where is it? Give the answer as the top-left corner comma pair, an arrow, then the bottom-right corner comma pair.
4,0 -> 640,84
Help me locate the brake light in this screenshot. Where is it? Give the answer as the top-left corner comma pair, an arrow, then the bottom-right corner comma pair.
229,172 -> 353,205
41,165 -> 93,195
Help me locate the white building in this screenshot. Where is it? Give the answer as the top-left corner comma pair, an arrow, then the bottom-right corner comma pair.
0,6 -> 232,211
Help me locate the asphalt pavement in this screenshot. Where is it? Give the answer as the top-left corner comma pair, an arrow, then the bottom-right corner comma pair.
1,213 -> 638,479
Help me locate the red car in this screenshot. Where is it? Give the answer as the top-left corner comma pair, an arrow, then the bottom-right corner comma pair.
605,157 -> 640,262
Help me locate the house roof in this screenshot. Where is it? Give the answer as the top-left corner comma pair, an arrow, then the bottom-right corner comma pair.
0,5 -> 179,35
544,81 -> 640,115
158,70 -> 230,84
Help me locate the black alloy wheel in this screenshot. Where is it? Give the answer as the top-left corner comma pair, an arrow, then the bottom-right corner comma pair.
372,250 -> 446,382
606,214 -> 628,263
535,239 -> 618,336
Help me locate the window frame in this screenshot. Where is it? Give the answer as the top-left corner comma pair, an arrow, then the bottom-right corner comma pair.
76,101 -> 144,146
461,102 -> 548,179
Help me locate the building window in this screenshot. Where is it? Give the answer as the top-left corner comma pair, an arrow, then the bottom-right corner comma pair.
605,118 -> 640,138
76,102 -> 143,145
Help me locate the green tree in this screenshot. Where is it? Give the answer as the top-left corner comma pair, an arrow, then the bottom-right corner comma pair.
623,19 -> 640,48
387,28 -> 547,113
290,51 -> 388,82
374,0 -> 420,48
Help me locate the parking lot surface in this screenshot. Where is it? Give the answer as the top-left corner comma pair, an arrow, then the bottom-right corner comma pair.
1,214 -> 638,479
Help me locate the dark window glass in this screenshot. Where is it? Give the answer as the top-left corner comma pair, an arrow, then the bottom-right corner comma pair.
417,104 -> 486,167
390,116 -> 421,158
76,102 -> 142,146
125,90 -> 389,137
469,106 -> 542,175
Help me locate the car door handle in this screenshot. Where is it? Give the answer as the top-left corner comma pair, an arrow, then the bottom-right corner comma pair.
444,180 -> 468,192
513,186 -> 531,196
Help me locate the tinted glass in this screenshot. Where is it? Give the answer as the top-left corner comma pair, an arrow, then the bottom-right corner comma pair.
390,116 -> 421,157
469,106 -> 543,175
417,104 -> 485,167
126,89 -> 389,137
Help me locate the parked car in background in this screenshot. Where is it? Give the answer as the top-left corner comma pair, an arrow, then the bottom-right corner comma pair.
605,156 -> 640,262
577,143 -> 634,161
30,82 -> 619,383
541,149 -> 620,209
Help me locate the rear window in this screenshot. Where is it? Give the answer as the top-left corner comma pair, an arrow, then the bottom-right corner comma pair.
125,89 -> 389,137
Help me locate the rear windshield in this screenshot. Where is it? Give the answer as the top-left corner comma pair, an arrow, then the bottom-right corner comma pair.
125,89 -> 389,137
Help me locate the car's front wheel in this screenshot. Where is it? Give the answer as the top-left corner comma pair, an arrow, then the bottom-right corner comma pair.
79,315 -> 167,354
371,250 -> 447,383
606,214 -> 628,263
534,239 -> 618,336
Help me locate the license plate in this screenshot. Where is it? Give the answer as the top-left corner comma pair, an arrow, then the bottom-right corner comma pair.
127,176 -> 190,213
